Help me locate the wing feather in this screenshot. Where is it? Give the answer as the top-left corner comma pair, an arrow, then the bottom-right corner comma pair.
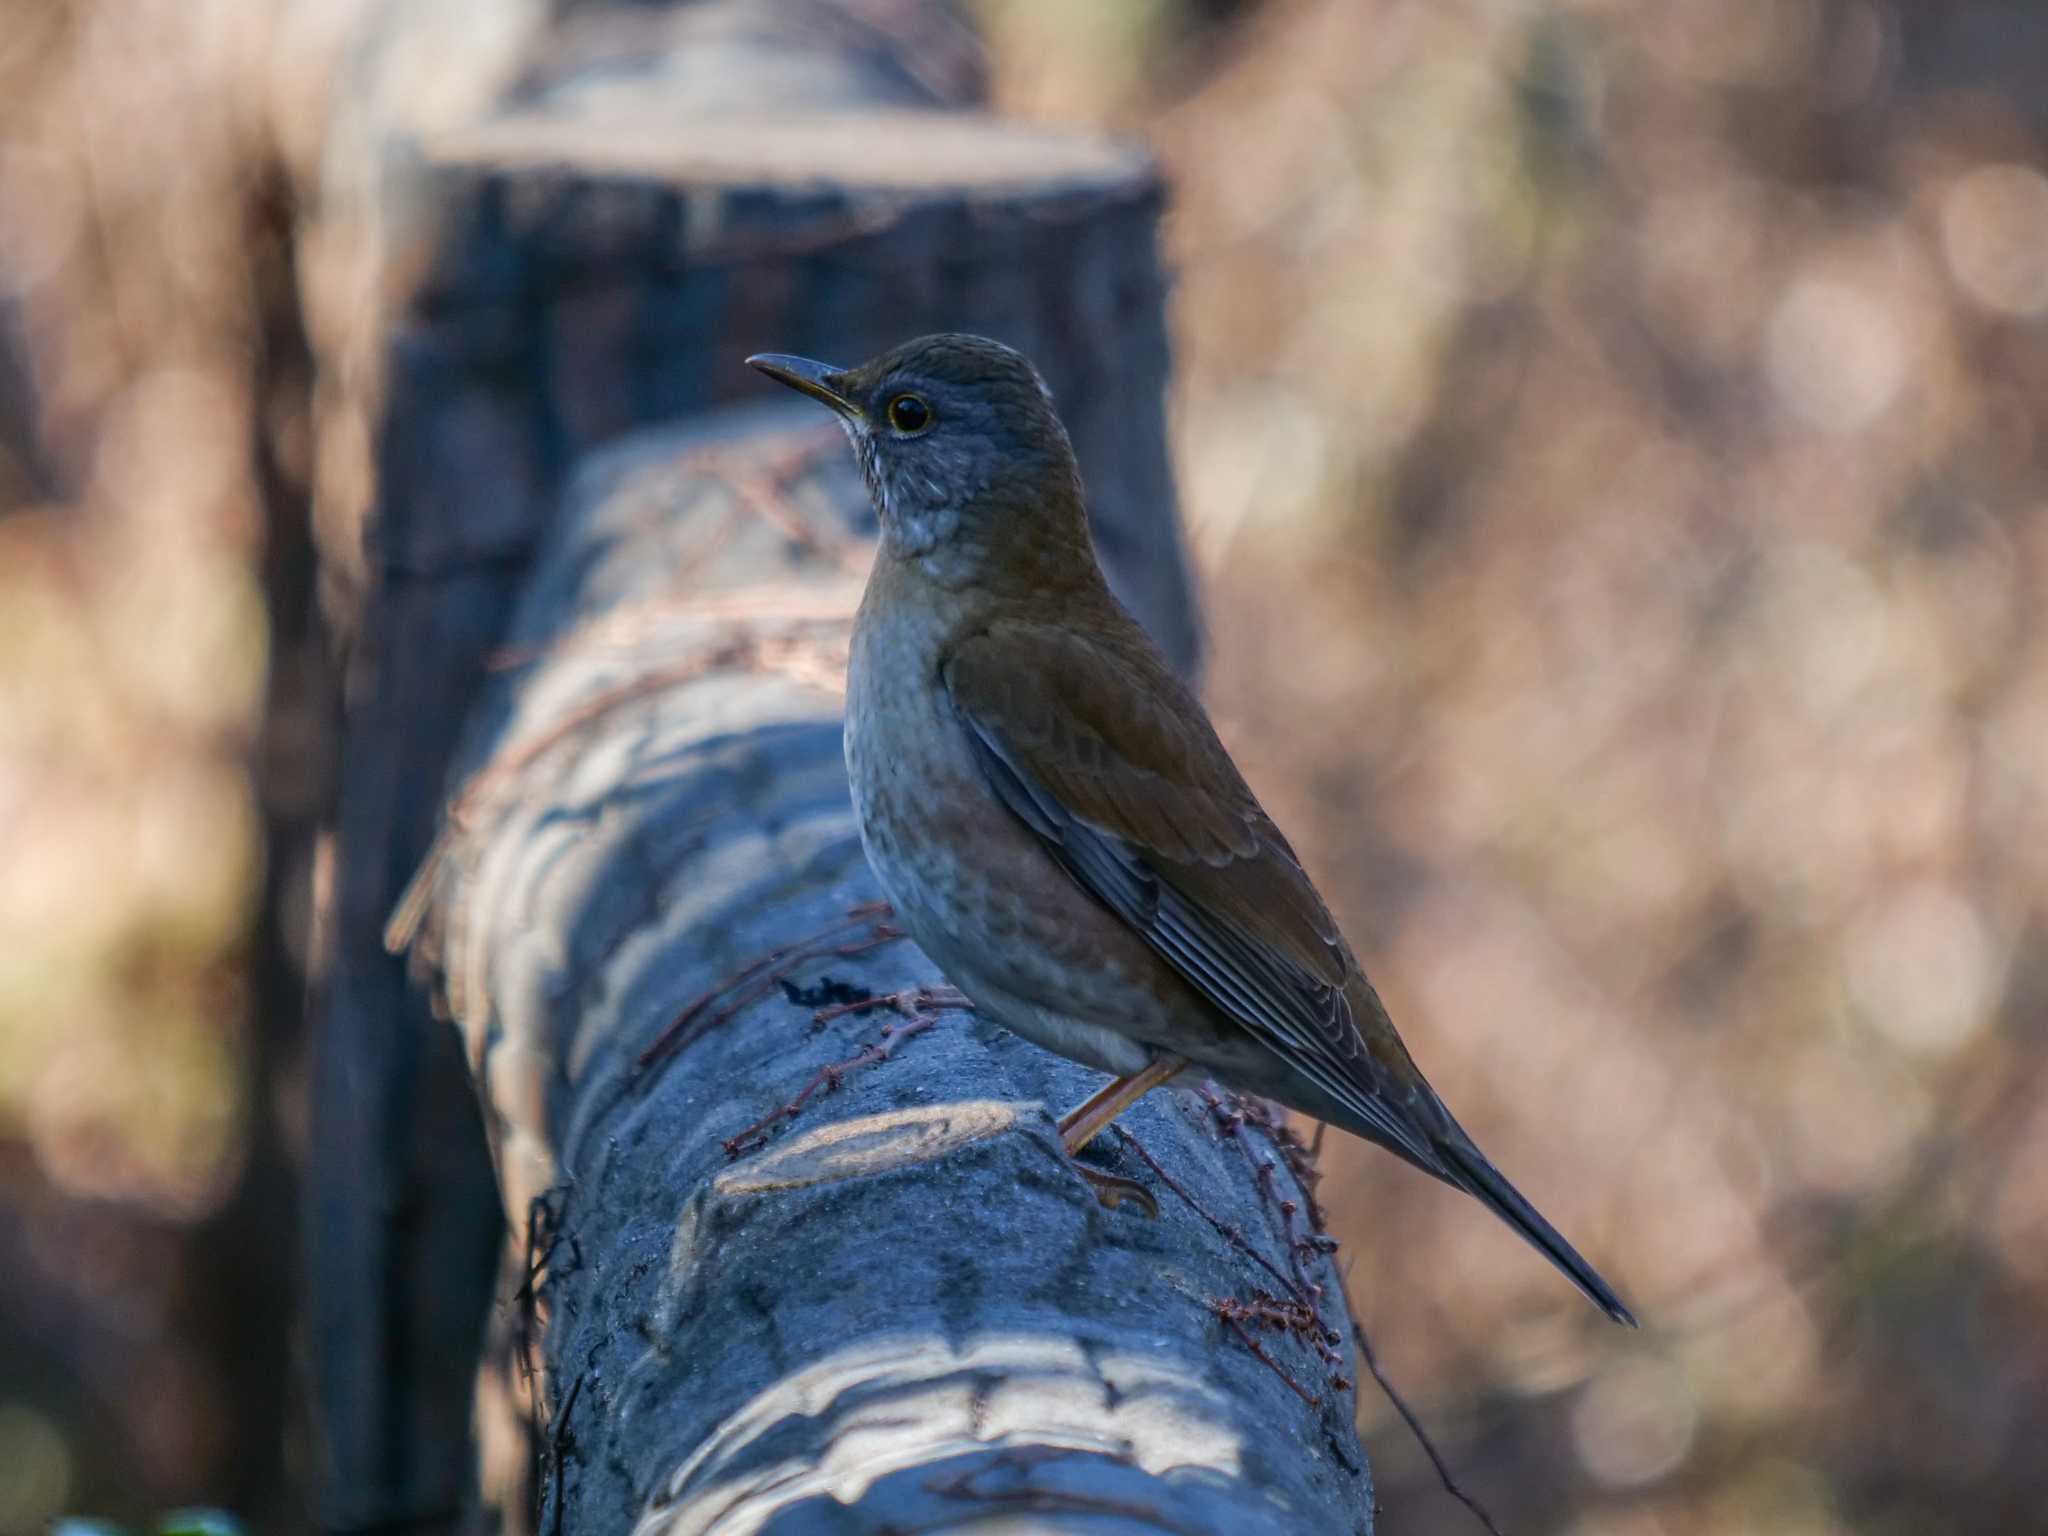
946,624 -> 1439,1171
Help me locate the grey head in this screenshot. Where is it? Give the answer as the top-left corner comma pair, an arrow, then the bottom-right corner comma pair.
746,333 -> 1092,581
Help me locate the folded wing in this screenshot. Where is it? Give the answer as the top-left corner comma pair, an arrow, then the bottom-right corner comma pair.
943,618 -> 1639,1326
943,621 -> 1443,1174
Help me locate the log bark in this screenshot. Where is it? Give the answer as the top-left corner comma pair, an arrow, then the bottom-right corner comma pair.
317,9 -> 1369,1533
306,7 -> 979,1529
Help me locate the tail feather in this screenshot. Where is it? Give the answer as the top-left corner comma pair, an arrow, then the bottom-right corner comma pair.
1435,1134 -> 1637,1327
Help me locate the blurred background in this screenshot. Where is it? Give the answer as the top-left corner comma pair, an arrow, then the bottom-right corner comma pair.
2,0 -> 2044,1532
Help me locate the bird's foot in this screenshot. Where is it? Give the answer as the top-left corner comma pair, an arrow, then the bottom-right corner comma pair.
1052,1056 -> 1183,1217
1069,1157 -> 1159,1218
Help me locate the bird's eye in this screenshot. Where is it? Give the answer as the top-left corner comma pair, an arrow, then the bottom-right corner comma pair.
886,394 -> 932,434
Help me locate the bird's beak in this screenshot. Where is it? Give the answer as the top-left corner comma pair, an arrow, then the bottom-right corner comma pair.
746,353 -> 857,417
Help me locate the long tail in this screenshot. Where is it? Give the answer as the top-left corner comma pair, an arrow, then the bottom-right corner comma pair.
1435,1134 -> 1637,1327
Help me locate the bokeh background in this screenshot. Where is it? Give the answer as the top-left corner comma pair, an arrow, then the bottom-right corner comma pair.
3,0 -> 2045,1532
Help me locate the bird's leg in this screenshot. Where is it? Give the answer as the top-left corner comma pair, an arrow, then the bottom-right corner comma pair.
1059,1053 -> 1187,1154
1055,1053 -> 1186,1216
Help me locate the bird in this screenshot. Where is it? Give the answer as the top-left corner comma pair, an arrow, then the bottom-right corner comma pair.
748,333 -> 1635,1325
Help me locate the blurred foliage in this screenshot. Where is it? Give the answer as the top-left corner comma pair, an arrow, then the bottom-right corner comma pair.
2,0 -> 2046,1532
987,1 -> 2048,1533
0,4 -> 268,1214
0,1 -> 304,1527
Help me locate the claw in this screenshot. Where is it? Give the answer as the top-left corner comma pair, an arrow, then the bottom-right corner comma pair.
1075,1163 -> 1159,1218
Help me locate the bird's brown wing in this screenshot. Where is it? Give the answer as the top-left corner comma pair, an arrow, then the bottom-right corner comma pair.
942,621 -> 1442,1174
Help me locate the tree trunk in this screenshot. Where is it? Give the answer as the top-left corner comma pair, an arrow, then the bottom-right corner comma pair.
315,7 -> 1370,1532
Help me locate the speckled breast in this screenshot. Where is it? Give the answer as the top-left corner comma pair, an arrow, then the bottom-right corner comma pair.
842,591 -> 1192,1077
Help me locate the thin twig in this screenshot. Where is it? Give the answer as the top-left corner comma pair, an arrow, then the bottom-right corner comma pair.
721,986 -> 972,1156
634,903 -> 904,1072
1346,1270 -> 1508,1536
1214,1303 -> 1317,1406
1255,1157 -> 1326,1308
543,1370 -> 585,1536
1114,1126 -> 1308,1308
1217,1290 -> 1351,1387
1203,1090 -> 1349,1375
515,1189 -> 575,1385
1238,1093 -> 1330,1232
808,982 -> 971,1027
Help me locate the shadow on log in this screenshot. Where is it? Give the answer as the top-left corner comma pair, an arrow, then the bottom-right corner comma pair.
318,10 -> 1371,1534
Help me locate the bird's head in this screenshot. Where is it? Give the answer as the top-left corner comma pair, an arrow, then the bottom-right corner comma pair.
748,333 -> 1094,585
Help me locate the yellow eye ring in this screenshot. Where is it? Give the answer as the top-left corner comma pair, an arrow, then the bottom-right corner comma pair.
886,394 -> 932,434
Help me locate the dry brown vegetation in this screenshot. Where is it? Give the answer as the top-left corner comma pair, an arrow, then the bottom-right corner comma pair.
2,1 -> 2044,1531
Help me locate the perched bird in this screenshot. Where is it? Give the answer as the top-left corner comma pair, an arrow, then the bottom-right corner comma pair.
749,334 -> 1635,1325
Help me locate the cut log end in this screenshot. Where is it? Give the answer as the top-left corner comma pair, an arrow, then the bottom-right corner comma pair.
429,106 -> 1155,199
